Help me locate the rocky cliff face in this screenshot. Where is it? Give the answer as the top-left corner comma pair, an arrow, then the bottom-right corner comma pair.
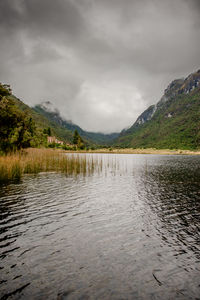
115,69 -> 200,149
130,69 -> 200,130
134,105 -> 156,126
179,70 -> 200,94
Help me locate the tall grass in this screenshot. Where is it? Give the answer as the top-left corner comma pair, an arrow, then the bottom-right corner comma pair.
0,148 -> 100,183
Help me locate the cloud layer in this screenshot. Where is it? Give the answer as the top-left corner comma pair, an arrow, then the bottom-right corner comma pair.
0,0 -> 200,132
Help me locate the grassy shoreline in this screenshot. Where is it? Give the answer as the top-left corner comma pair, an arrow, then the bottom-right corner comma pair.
64,148 -> 200,155
0,148 -> 98,183
0,147 -> 199,183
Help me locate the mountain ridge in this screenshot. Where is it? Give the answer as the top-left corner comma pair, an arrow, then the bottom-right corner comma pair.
33,102 -> 119,145
115,69 -> 200,149
1,68 -> 199,151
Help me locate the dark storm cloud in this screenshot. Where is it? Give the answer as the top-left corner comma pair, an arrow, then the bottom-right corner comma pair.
0,0 -> 200,132
0,0 -> 86,33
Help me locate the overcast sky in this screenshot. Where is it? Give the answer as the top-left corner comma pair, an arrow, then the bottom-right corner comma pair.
0,0 -> 200,133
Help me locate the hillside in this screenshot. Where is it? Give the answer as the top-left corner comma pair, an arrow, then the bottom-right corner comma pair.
0,84 -> 49,152
1,69 -> 199,151
33,102 -> 119,145
11,97 -> 74,144
1,86 -> 118,147
115,70 -> 200,150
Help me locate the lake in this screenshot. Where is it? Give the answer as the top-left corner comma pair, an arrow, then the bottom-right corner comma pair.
0,153 -> 200,300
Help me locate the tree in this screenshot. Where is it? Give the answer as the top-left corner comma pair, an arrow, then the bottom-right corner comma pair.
43,127 -> 51,136
73,130 -> 79,145
0,83 -> 11,99
0,83 -> 49,152
77,136 -> 85,149
73,130 -> 85,149
47,127 -> 51,136
0,93 -> 42,152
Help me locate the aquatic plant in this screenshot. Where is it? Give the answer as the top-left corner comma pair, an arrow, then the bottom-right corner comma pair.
0,148 -> 100,183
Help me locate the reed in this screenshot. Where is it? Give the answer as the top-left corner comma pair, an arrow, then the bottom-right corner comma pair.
0,148 -> 100,183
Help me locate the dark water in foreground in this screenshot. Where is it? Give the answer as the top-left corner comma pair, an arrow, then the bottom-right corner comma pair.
0,154 -> 200,300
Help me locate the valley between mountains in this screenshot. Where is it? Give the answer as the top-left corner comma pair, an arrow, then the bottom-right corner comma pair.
0,69 -> 199,152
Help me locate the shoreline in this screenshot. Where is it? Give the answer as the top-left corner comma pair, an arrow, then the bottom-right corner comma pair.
64,148 -> 200,155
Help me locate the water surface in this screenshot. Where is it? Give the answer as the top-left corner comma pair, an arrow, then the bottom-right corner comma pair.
0,154 -> 200,299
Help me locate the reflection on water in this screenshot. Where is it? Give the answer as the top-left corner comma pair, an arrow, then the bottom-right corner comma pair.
0,154 -> 200,299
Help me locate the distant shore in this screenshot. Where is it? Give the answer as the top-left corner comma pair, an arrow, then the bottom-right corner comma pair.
65,148 -> 200,155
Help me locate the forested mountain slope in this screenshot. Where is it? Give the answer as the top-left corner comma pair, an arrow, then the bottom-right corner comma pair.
0,83 -> 48,151
33,102 -> 119,145
1,84 -> 118,148
115,70 -> 200,150
12,97 -> 74,144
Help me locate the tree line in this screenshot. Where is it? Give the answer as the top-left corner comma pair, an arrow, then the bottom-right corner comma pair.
0,83 -> 87,153
0,83 -> 46,153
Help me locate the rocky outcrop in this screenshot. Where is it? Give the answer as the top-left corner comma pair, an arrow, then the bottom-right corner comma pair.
135,105 -> 156,126
115,69 -> 200,149
128,69 -> 200,131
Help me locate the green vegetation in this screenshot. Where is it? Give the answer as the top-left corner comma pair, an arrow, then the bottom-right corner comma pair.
14,98 -> 74,144
43,127 -> 51,136
1,69 -> 199,153
73,129 -> 79,145
0,83 -> 12,97
0,83 -> 46,153
115,93 -> 200,150
0,83 -> 84,153
73,130 -> 85,149
33,103 -> 119,146
115,70 -> 200,150
32,104 -> 75,143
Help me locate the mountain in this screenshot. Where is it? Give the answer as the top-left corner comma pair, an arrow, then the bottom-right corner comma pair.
33,102 -> 119,145
11,97 -> 74,144
0,84 -> 51,151
2,68 -> 199,151
115,69 -> 200,150
2,86 -> 118,147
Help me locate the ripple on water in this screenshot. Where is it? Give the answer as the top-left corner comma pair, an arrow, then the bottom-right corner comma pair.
0,154 -> 200,299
